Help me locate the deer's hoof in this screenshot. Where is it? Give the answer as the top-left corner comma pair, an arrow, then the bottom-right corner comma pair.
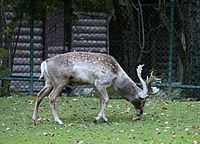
93,119 -> 98,124
57,122 -> 64,126
104,120 -> 111,124
32,118 -> 37,124
56,120 -> 64,126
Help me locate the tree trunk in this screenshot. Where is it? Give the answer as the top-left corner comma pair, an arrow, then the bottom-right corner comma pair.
112,0 -> 139,79
0,8 -> 11,96
0,51 -> 10,97
183,0 -> 200,99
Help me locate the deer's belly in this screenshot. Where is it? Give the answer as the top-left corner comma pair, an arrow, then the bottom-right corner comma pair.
68,65 -> 115,86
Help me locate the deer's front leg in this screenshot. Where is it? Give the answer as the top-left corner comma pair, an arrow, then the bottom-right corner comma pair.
133,108 -> 144,121
94,84 -> 109,124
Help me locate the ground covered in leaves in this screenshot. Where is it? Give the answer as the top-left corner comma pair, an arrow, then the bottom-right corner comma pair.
0,95 -> 200,144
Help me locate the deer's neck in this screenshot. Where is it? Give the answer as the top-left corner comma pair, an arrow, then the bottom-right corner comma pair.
114,72 -> 141,96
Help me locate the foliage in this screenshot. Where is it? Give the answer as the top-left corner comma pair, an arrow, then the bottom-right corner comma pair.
0,0 -> 61,21
182,0 -> 200,99
112,0 -> 138,79
0,0 -> 61,96
158,0 -> 200,99
0,96 -> 200,143
74,0 -> 113,14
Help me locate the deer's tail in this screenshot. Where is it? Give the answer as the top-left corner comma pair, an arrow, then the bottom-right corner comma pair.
39,61 -> 48,80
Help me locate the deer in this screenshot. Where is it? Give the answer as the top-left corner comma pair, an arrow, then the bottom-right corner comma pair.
32,52 -> 160,125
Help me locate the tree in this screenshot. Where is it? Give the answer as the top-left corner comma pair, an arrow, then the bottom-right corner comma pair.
0,0 -> 19,96
0,0 -> 59,96
112,0 -> 138,79
182,0 -> 200,99
158,0 -> 200,99
158,0 -> 186,82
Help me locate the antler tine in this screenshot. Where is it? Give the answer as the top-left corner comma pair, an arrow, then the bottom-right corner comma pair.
146,75 -> 149,81
137,64 -> 144,76
150,71 -> 154,77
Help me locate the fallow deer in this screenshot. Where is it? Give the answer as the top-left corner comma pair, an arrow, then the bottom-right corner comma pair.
32,52 -> 160,125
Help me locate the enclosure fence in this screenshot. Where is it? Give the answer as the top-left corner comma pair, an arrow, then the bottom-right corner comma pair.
0,0 -> 199,100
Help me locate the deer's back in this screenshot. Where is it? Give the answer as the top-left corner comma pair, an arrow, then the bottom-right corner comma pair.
45,52 -> 121,85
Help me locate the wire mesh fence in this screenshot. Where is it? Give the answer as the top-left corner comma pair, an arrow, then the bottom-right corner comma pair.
0,1 -> 199,99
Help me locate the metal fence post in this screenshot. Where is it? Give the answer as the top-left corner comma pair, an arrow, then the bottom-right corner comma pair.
67,0 -> 73,52
29,0 -> 35,95
168,0 -> 174,98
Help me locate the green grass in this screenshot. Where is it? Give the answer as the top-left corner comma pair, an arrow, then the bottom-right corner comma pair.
0,95 -> 200,144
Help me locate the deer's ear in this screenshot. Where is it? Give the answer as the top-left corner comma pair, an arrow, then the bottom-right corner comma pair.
148,86 -> 160,95
155,77 -> 161,81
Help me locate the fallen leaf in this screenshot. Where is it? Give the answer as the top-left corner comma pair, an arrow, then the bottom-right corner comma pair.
185,128 -> 189,132
163,129 -> 167,132
43,132 -> 49,136
192,125 -> 200,129
107,104 -> 112,108
165,121 -> 169,124
171,132 -> 176,138
155,128 -> 161,134
119,129 -> 125,133
76,140 -> 84,144
68,123 -> 75,126
193,141 -> 198,144
162,106 -> 168,111
6,127 -> 10,131
28,100 -> 33,105
160,113 -> 165,116
125,107 -> 130,113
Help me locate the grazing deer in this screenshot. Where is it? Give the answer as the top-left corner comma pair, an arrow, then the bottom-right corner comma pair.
32,52 -> 160,125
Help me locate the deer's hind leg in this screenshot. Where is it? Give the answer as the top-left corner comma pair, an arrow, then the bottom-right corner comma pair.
48,82 -> 65,125
32,79 -> 53,123
94,80 -> 110,124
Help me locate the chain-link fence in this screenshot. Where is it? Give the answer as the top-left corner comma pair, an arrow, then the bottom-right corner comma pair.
0,1 -> 199,99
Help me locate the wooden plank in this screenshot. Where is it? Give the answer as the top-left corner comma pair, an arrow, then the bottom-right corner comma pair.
73,19 -> 107,26
76,12 -> 107,19
12,35 -> 43,43
20,21 -> 43,28
73,33 -> 107,40
48,52 -> 64,58
72,47 -> 107,53
13,28 -> 43,35
10,81 -> 44,92
11,73 -> 41,77
72,40 -> 106,47
12,65 -> 41,73
15,51 -> 43,58
73,26 -> 107,33
15,43 -> 43,50
13,58 -> 42,65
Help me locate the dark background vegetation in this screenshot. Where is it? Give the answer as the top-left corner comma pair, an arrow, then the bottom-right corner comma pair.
0,0 -> 199,100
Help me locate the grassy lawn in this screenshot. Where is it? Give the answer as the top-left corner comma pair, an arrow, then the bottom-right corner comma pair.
0,95 -> 200,144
